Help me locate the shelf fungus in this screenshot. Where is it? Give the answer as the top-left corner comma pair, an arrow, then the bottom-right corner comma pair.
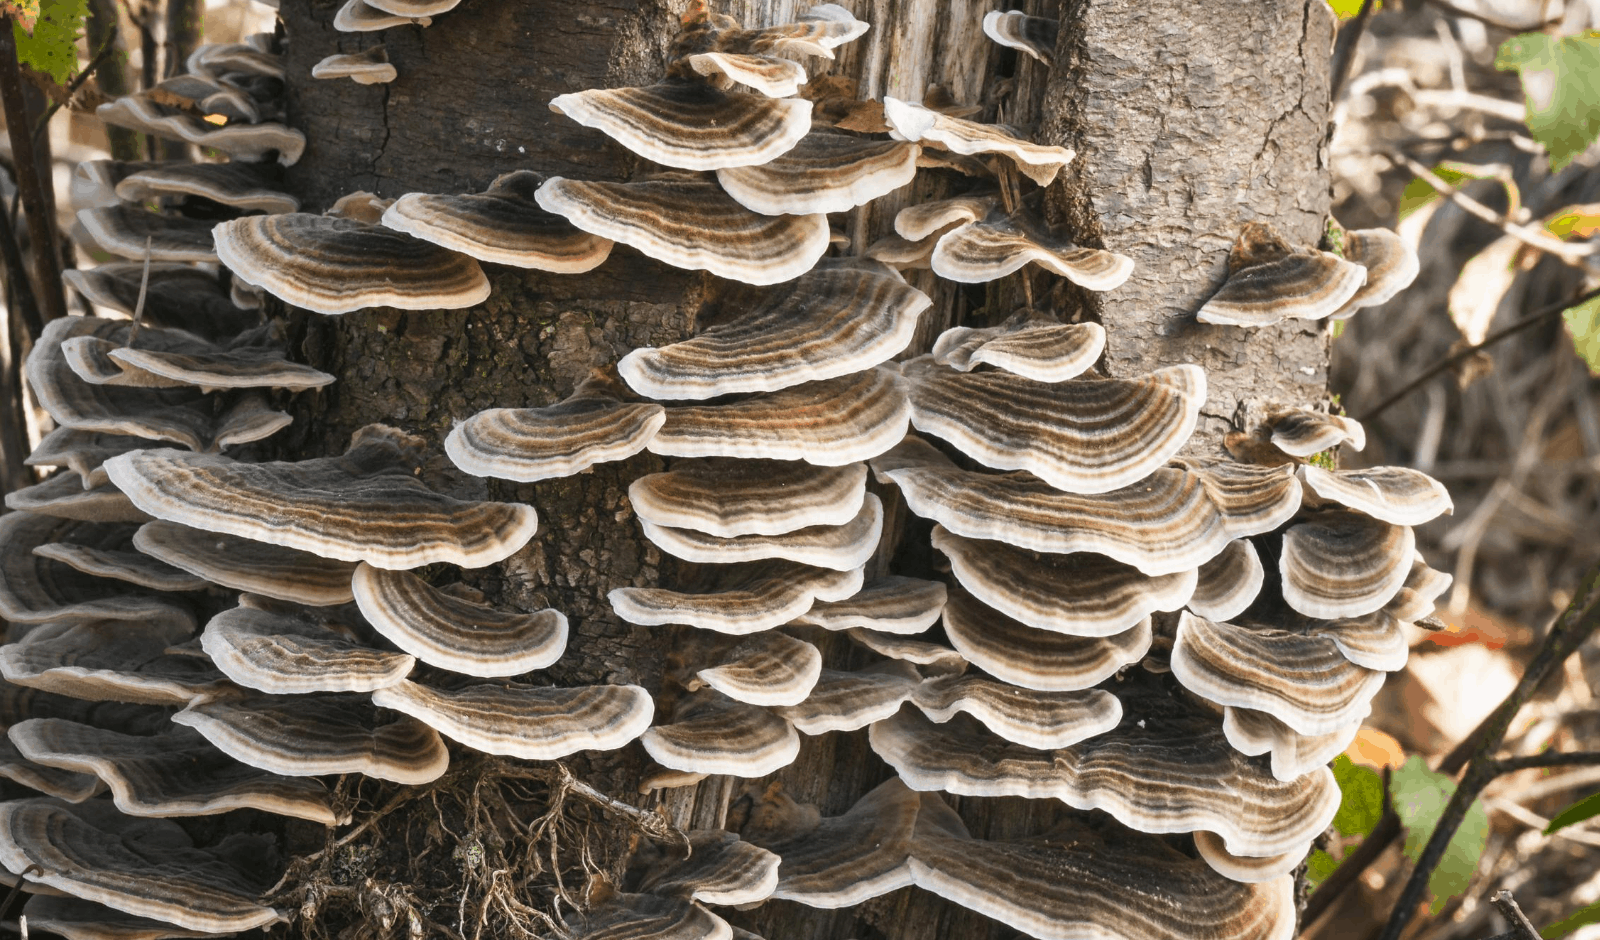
870,705 -> 1340,858
1330,228 -> 1420,319
112,162 -> 299,214
1306,609 -> 1411,673
715,130 -> 920,216
1187,539 -> 1264,622
910,675 -> 1123,749
771,661 -> 922,734
1264,408 -> 1366,457
1195,222 -> 1367,326
908,803 -> 1296,940
1279,511 -> 1415,619
930,207 -> 1135,289
933,526 -> 1196,637
133,521 -> 358,606
610,560 -> 863,634
672,3 -> 869,61
0,621 -> 228,707
7,720 -> 340,824
981,11 -> 1059,64
564,893 -> 732,940
445,371 -> 665,483
629,460 -> 867,538
894,193 -> 1000,242
1297,464 -> 1454,526
902,359 -> 1203,494
640,493 -> 883,571
352,564 -> 568,676
199,602 -> 415,694
931,318 -> 1105,383
548,83 -> 813,171
618,261 -> 930,400
76,207 -> 218,264
1170,613 -> 1386,736
61,323 -> 334,393
62,264 -> 260,342
1387,554 -> 1453,622
213,212 -> 491,314
0,515 -> 194,626
0,739 -> 103,803
942,589 -> 1152,691
173,692 -> 448,784
30,536 -> 206,594
104,425 -> 540,569
691,632 -> 823,707
333,0 -> 432,30
380,171 -> 615,271
3,474 -> 150,524
1192,829 -> 1312,886
1223,706 -> 1364,784
0,798 -> 285,932
535,177 -> 830,285
685,50 -> 808,97
24,429 -> 152,491
370,680 -> 654,760
883,97 -> 1074,186
648,369 -> 910,466
640,690 -> 800,777
638,830 -> 780,906
792,575 -> 947,634
95,97 -> 305,164
22,895 -> 231,940
311,45 -> 397,84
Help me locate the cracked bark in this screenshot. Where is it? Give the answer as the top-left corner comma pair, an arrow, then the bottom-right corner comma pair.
275,0 -> 1332,936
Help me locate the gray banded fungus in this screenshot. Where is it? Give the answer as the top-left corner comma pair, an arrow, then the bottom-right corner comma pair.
933,526 -> 1194,637
863,233 -> 937,270
173,692 -> 448,784
113,162 -> 300,214
61,323 -> 334,392
1264,408 -> 1366,457
640,691 -> 799,777
715,131 -> 920,216
7,719 -> 340,823
882,96 -> 1075,185
22,895 -> 224,940
333,0 -> 432,30
1298,464 -> 1454,526
942,589 -> 1152,691
638,829 -> 780,906
445,371 -> 665,483
640,493 -> 883,571
647,369 -> 909,466
1305,609 -> 1410,672
548,83 -> 812,171
894,193 -> 1000,242
351,564 -> 568,676
30,540 -> 207,593
1170,613 -> 1385,735
1387,554 -> 1453,622
146,74 -> 258,122
380,171 -> 615,271
311,45 -> 397,84
3,474 -> 150,524
629,460 -> 866,537
617,261 -> 930,400
610,560 -> 863,634
213,213 -> 491,314
908,804 -> 1296,940
1222,707 -> 1363,783
0,620 -> 228,706
930,209 -> 1135,289
1187,539 -> 1264,622
872,437 -> 1301,575
1182,458 -> 1307,535
565,893 -> 730,940
76,207 -> 218,263
369,680 -> 654,759
738,776 -> 918,907
61,265 -> 259,342
104,424 -> 539,569
0,798 -> 284,932
0,739 -> 103,803
981,10 -> 1059,64
685,51 -> 807,97
95,97 -> 305,164
133,521 -> 357,606
200,603 -> 415,694
870,705 -> 1341,857
187,39 -> 284,79
1331,227 -> 1420,319
902,359 -> 1204,493
1280,511 -> 1415,619
535,177 -> 829,285
691,632 -> 822,707
931,318 -> 1105,383
792,575 -> 947,634
364,0 -> 459,17
771,661 -> 922,734
1192,830 -> 1311,885
911,674 -> 1122,749
672,3 -> 869,61
847,630 -> 967,672
326,190 -> 395,223
1195,222 -> 1366,326
23,429 -> 152,490
0,513 -> 191,625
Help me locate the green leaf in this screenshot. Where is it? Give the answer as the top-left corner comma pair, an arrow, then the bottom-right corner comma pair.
1332,755 -> 1385,837
1389,755 -> 1490,914
1496,31 -> 1600,170
1563,294 -> 1600,375
1398,166 -> 1469,220
1544,789 -> 1600,834
1326,0 -> 1381,21
1305,848 -> 1341,887
1545,899 -> 1600,939
11,0 -> 90,84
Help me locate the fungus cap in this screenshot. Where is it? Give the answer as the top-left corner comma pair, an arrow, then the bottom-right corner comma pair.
942,589 -> 1152,691
609,560 -> 863,635
1280,512 -> 1415,619
981,11 -> 1058,63
311,45 -> 397,84
931,319 -> 1105,383
640,493 -> 883,571
629,460 -> 867,538
1298,464 -> 1453,526
333,0 -> 432,30
1222,707 -> 1363,783
548,83 -> 812,171
882,97 -> 1074,185
771,661 -> 922,734
638,830 -> 780,906
76,207 -> 217,264
911,675 -> 1123,749
714,131 -> 919,216
199,603 -> 415,694
739,777 -> 918,908
1195,222 -> 1366,326
380,171 -> 614,271
370,680 -> 654,760
1187,539 -> 1264,622
640,691 -> 800,777
94,96 -> 304,164
1265,408 -> 1366,457
792,576 -> 947,634
113,162 -> 299,214
930,211 -> 1135,290
1330,228 -> 1419,319
132,521 -> 357,606
692,632 -> 822,707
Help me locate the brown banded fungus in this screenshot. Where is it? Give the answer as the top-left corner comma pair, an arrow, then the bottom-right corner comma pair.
1222,707 -> 1363,783
3,475 -> 150,524
1192,829 -> 1311,885
690,632 -> 822,707
638,829 -> 780,906
333,0 -> 432,30
981,11 -> 1059,64
548,84 -> 812,171
23,429 -> 152,491
112,162 -> 299,214
564,893 -> 731,940
685,50 -> 808,97
629,460 -> 865,537
370,680 -> 654,759
30,538 -> 206,594
311,45 -> 397,84
930,207 -> 1135,289
1298,464 -> 1454,526
0,620 -> 227,706
610,560 -> 863,634
1264,408 -> 1366,457
772,661 -> 922,734
0,513 -> 193,626
95,97 -> 305,164
792,576 -> 947,634
1280,511 -> 1414,618
639,493 -> 883,571
882,97 -> 1074,186
21,895 -> 224,940
640,691 -> 799,777
1195,222 -> 1366,326
199,602 -> 414,694
1187,539 -> 1264,622
911,674 -> 1122,749
76,207 -> 218,263
133,520 -> 357,605
931,318 -> 1105,383
61,265 -> 259,342
942,588 -> 1151,691
715,131 -> 920,216
1330,227 -> 1420,319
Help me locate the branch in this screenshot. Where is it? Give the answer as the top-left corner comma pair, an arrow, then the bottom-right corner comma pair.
1421,0 -> 1561,32
1357,284 -> 1600,423
1387,152 -> 1594,262
1330,0 -> 1380,102
1490,890 -> 1542,940
1378,561 -> 1600,940
1493,751 -> 1600,774
31,27 -> 122,146
0,19 -> 66,325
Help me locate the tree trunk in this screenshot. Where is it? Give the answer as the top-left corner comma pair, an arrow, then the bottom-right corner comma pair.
274,0 -> 1333,936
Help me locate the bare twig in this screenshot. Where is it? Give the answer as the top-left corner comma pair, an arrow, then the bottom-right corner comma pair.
1422,0 -> 1560,32
1377,561 -> 1600,940
1493,750 -> 1600,773
30,27 -> 120,146
1490,890 -> 1543,940
1358,284 -> 1600,423
1387,152 -> 1594,261
1331,0 -> 1380,102
0,20 -> 66,325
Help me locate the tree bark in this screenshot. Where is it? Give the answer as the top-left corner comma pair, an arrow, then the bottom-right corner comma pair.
274,1 -> 1334,937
